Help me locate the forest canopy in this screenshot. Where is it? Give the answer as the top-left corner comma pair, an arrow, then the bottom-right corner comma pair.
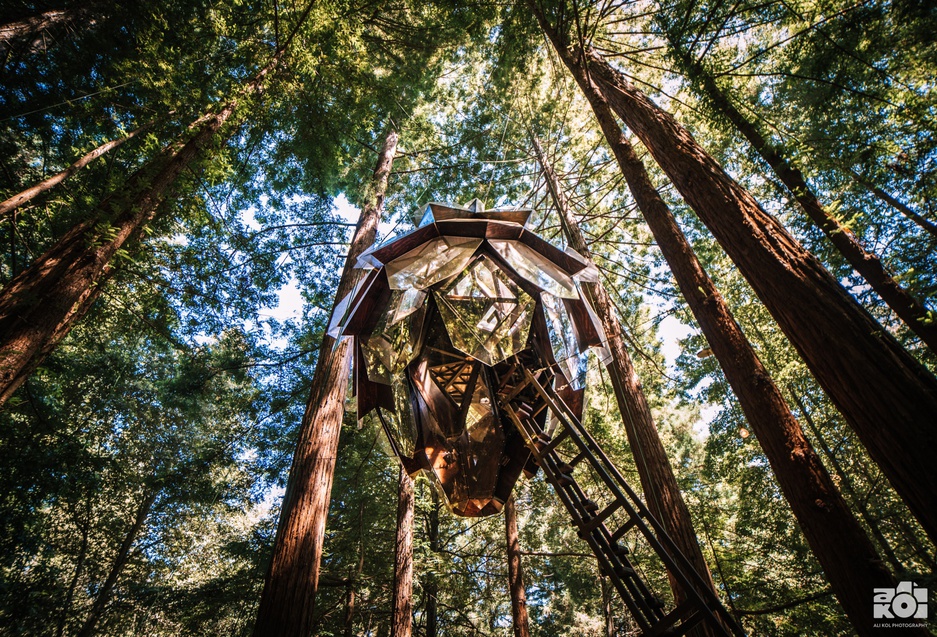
0,0 -> 934,636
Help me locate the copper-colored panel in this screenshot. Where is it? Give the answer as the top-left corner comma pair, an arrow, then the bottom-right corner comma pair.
369,223 -> 441,264
484,220 -> 526,240
477,209 -> 531,225
424,203 -> 532,227
558,384 -> 585,423
356,344 -> 394,419
343,273 -> 390,336
563,297 -> 603,349
435,219 -> 491,238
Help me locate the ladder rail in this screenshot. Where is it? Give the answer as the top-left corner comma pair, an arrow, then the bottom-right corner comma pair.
502,402 -> 662,632
509,362 -> 746,637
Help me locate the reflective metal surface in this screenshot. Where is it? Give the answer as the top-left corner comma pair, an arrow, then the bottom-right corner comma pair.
435,256 -> 535,366
341,200 -> 608,517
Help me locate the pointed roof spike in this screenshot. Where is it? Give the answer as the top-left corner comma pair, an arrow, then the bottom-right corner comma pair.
464,198 -> 485,213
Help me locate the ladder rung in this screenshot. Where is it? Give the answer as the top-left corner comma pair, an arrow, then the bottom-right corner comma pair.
583,500 -> 623,533
614,564 -> 636,578
610,514 -> 641,544
646,596 -> 665,609
613,542 -> 630,556
569,450 -> 587,467
556,462 -> 574,475
647,599 -> 698,636
538,428 -> 570,455
504,377 -> 532,401
556,473 -> 574,487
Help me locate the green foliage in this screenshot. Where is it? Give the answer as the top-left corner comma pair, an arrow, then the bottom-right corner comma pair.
1,0 -> 935,634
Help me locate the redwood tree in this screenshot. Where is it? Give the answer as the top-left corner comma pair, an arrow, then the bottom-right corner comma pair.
529,131 -> 721,634
662,35 -> 937,352
529,83 -> 913,636
392,468 -> 414,637
504,495 -> 530,637
528,7 -> 937,544
580,45 -> 937,545
0,1 -> 318,408
252,127 -> 399,637
0,120 -> 155,220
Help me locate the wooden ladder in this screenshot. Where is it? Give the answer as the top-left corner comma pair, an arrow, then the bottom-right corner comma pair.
498,363 -> 745,637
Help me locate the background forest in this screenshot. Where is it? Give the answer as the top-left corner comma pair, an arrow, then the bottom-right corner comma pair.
0,0 -> 935,635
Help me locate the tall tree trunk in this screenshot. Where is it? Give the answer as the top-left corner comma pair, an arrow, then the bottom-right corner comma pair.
252,126 -> 398,637
789,389 -> 905,574
0,2 -> 317,408
570,40 -> 937,544
666,41 -> 937,350
525,38 -> 914,634
74,489 -> 157,637
504,495 -> 530,637
425,487 -> 440,637
392,467 -> 414,637
529,130 -> 721,630
0,8 -> 75,49
0,119 -> 155,220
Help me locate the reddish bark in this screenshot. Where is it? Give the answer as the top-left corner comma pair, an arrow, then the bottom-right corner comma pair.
578,46 -> 937,545
529,14 -> 922,634
530,128 -> 720,634
0,2 -> 317,408
392,468 -> 414,637
671,46 -> 937,351
504,495 -> 530,637
0,8 -> 73,48
252,127 -> 398,637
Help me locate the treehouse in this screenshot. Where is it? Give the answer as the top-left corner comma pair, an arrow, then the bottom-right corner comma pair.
331,201 -> 742,636
332,199 -> 608,516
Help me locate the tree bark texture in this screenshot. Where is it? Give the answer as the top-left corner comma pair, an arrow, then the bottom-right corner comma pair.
790,389 -> 905,574
669,44 -> 937,351
252,127 -> 398,637
0,120 -> 154,220
576,45 -> 937,545
527,18 -> 922,631
393,467 -> 414,637
425,487 -> 440,637
0,8 -> 74,49
0,2 -> 317,409
504,495 -> 531,637
74,489 -> 157,637
529,128 -> 720,632
536,99 -> 907,636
